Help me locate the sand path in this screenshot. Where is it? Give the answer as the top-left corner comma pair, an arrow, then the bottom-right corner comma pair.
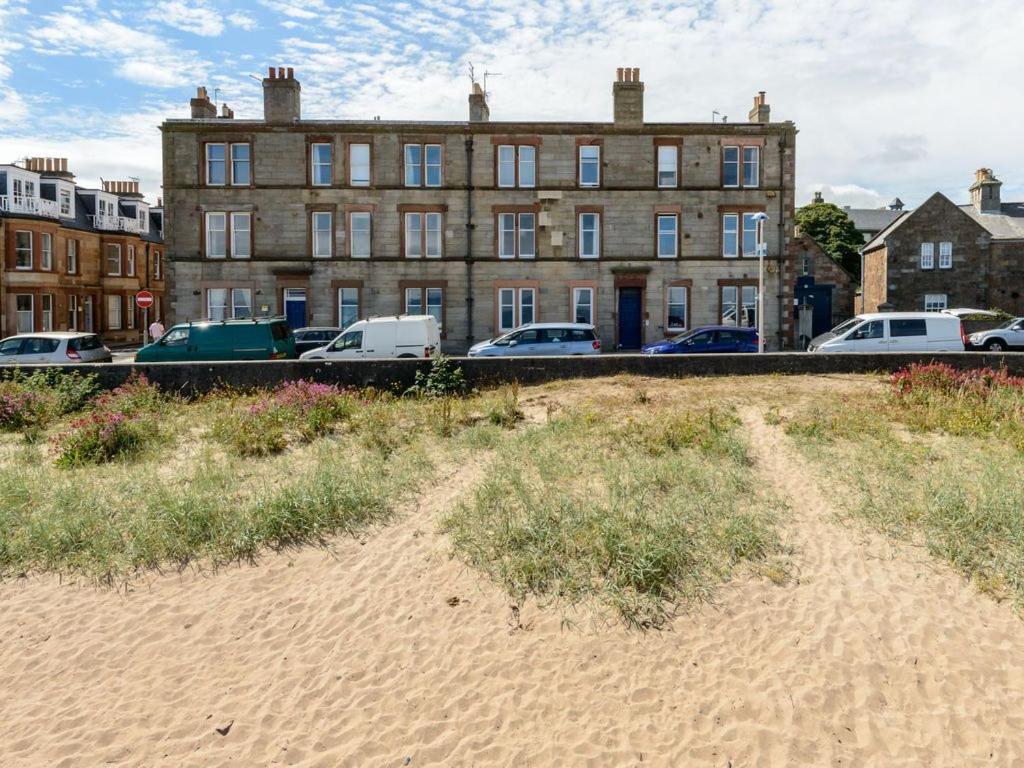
2,408 -> 1024,766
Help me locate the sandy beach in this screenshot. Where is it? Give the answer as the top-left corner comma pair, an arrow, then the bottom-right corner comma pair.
3,383 -> 1024,767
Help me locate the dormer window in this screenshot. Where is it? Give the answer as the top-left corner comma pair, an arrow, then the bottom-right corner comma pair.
59,189 -> 71,216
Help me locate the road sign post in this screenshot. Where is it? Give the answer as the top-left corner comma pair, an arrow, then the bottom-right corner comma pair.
136,291 -> 155,346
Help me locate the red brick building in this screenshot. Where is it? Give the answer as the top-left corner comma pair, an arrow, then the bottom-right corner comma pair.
0,158 -> 165,343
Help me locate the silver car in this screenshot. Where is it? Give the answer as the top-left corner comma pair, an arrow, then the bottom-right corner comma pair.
968,317 -> 1024,351
0,333 -> 112,364
467,323 -> 602,356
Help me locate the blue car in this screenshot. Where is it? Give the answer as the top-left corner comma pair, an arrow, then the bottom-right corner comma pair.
641,325 -> 759,354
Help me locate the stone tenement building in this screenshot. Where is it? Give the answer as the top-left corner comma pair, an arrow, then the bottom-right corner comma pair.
163,69 -> 798,351
0,158 -> 165,342
861,169 -> 1024,315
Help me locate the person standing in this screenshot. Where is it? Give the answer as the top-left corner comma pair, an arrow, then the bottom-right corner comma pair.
148,319 -> 165,341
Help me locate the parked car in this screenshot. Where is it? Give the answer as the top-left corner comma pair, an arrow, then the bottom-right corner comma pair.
300,315 -> 440,360
0,332 -> 112,364
467,323 -> 601,357
134,318 -> 296,362
807,313 -> 967,353
966,317 -> 1024,351
293,327 -> 343,356
641,325 -> 759,355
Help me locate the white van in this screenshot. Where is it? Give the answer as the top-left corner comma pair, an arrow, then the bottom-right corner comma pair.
299,315 -> 441,360
808,312 -> 966,353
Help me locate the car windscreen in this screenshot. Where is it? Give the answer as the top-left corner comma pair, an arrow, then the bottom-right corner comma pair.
70,335 -> 103,351
669,329 -> 698,343
828,318 -> 862,337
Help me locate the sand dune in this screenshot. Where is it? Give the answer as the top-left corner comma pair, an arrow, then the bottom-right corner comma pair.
3,398 -> 1024,766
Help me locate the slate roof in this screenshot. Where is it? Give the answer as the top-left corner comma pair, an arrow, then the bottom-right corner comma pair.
958,202 -> 1024,240
0,190 -> 163,244
844,207 -> 906,234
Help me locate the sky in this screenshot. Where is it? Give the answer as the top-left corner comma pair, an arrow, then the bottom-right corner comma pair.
1,0 -> 1022,209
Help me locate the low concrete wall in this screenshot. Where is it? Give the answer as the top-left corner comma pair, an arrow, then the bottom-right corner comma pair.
2,353 -> 1024,396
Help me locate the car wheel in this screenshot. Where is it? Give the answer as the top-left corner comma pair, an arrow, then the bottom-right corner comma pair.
984,339 -> 1006,352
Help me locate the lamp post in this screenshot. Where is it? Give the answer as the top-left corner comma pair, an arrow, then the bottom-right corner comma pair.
751,212 -> 769,353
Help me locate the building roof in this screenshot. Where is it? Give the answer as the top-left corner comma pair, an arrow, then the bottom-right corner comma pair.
844,207 -> 906,234
862,210 -> 912,251
958,202 -> 1024,240
0,191 -> 163,244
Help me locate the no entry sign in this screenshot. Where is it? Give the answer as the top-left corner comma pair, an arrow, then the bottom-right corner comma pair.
136,291 -> 155,309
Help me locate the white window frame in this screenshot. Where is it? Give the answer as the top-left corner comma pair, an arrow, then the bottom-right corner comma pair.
15,230 -> 32,270
311,142 -> 332,186
572,287 -> 594,325
230,143 -> 250,186
742,213 -> 759,257
519,145 -> 536,188
106,243 -> 122,276
657,214 -> 678,258
15,294 -> 33,333
742,146 -> 760,188
924,293 -> 948,312
667,286 -> 688,332
497,145 -> 516,188
723,146 -> 740,188
206,212 -> 227,259
126,294 -> 135,329
126,244 -> 135,276
498,213 -> 516,259
205,143 -> 226,186
498,287 -> 536,333
579,145 -> 600,187
349,143 -> 370,186
425,211 -> 442,258
424,144 -> 442,187
350,212 -> 371,258
312,211 -> 333,258
68,295 -> 79,331
657,145 -> 678,188
920,242 -> 934,269
41,294 -> 53,332
231,288 -> 253,319
230,212 -> 251,259
721,285 -> 758,327
153,250 -> 161,280
107,294 -> 122,330
405,212 -> 423,258
722,214 -> 739,258
578,212 -> 600,259
59,189 -> 71,216
939,241 -> 952,269
404,286 -> 422,315
519,212 -> 536,259
207,288 -> 229,321
338,287 -> 359,328
404,144 -> 422,187
41,233 -> 53,270
67,239 -> 77,274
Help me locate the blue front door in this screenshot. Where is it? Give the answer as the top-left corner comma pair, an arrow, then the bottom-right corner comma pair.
284,289 -> 307,329
618,288 -> 643,349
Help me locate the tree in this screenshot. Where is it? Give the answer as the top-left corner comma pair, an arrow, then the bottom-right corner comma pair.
795,202 -> 865,278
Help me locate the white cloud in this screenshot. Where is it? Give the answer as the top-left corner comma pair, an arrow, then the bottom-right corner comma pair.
148,0 -> 224,37
28,11 -> 208,88
228,12 -> 257,31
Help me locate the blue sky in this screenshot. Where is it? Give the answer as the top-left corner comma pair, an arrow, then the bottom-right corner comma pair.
2,0 -> 1023,208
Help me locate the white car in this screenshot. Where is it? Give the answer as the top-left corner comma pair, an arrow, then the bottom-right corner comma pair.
808,313 -> 966,353
0,332 -> 112,364
300,315 -> 440,360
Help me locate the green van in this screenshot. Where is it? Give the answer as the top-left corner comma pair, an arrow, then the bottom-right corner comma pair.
134,318 -> 297,362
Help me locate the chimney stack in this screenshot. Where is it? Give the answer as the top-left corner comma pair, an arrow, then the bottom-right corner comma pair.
26,157 -> 74,180
263,66 -> 301,123
613,66 -> 644,126
812,190 -> 824,204
969,168 -> 1002,214
220,103 -> 234,119
748,91 -> 770,123
190,86 -> 216,119
469,82 -> 489,122
103,180 -> 143,199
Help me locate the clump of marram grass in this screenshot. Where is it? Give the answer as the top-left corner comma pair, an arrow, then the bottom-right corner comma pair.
442,407 -> 783,629
486,383 -> 523,429
782,405 -> 881,442
623,408 -> 747,462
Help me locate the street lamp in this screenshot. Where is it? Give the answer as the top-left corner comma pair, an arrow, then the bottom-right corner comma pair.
751,212 -> 769,353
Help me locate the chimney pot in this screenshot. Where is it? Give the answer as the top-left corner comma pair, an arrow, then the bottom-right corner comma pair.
616,67 -> 624,82
632,67 -> 639,82
287,67 -> 294,79
748,91 -> 771,123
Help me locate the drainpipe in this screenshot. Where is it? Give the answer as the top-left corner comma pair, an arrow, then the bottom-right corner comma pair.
464,136 -> 475,348
777,130 -> 787,350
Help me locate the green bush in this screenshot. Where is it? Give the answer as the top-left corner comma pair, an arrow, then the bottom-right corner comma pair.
406,355 -> 467,398
53,411 -> 151,467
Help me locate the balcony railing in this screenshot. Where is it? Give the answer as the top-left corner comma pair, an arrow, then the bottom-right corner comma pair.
0,195 -> 61,219
91,214 -> 142,233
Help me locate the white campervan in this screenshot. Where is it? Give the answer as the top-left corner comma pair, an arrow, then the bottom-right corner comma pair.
299,315 -> 441,360
807,312 -> 966,353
